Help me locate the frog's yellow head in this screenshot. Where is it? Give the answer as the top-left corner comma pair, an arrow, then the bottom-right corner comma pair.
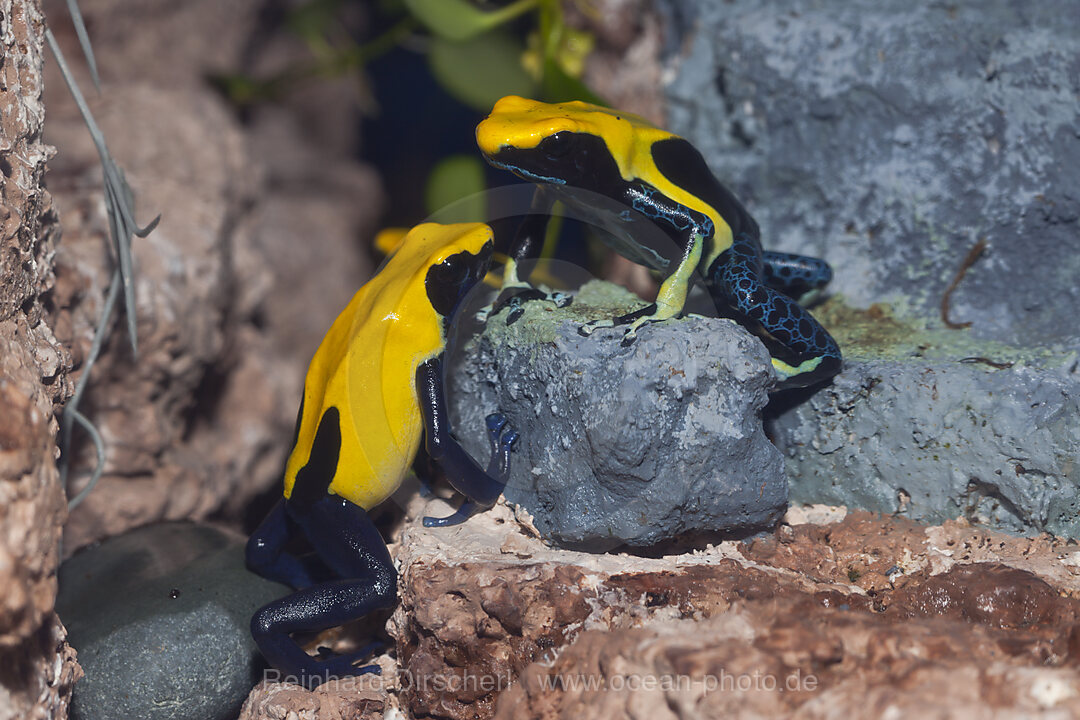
476,96 -> 670,188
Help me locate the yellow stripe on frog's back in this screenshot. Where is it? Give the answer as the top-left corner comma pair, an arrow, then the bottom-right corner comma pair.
283,222 -> 494,510
477,96 -> 734,269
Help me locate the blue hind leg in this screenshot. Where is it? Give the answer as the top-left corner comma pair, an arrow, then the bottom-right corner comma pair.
248,495 -> 396,688
761,251 -> 833,299
713,234 -> 842,389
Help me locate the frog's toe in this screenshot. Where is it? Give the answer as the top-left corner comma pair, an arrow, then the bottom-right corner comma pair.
578,316 -> 615,337
491,286 -> 548,325
423,499 -> 480,527
500,428 -> 520,450
550,291 -> 573,308
320,654 -> 382,679
485,412 -> 509,437
620,314 -> 655,346
484,413 -> 519,453
505,303 -> 525,325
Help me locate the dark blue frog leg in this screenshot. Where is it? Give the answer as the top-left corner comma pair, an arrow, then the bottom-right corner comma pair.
508,186 -> 555,268
490,188 -> 570,324
416,357 -> 518,527
712,233 -> 842,389
761,251 -> 833,299
250,495 -> 396,688
246,499 -> 320,589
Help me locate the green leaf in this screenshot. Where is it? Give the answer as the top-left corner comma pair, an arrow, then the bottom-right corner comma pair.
429,32 -> 538,112
404,0 -> 537,41
541,57 -> 605,105
425,155 -> 488,223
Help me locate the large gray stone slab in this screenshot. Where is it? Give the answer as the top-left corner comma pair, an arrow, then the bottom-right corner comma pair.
657,0 -> 1080,536
660,0 -> 1080,349
447,281 -> 786,550
768,303 -> 1080,535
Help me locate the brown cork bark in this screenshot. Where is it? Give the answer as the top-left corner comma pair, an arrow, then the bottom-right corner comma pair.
0,0 -> 81,717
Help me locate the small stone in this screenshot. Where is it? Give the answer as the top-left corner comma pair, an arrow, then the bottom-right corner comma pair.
56,522 -> 290,720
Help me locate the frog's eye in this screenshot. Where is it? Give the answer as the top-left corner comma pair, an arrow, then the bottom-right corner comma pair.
540,132 -> 574,160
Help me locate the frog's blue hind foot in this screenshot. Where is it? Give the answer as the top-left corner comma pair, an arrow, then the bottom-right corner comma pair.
714,233 -> 842,390
248,495 -> 396,689
761,251 -> 833,300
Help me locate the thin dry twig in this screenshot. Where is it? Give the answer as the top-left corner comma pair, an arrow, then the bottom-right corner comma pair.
941,238 -> 987,329
46,10 -> 160,510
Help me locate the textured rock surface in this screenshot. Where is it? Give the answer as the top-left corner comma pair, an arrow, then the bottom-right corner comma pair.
46,82 -> 279,550
43,0 -> 380,550
56,523 -> 289,720
661,0 -> 1080,349
236,495 -> 1080,719
381,501 -> 1080,720
572,0 -> 666,126
653,0 -> 1080,536
497,611 -> 1080,720
0,0 -> 81,717
448,281 -> 786,549
238,678 -> 389,720
771,304 -> 1080,536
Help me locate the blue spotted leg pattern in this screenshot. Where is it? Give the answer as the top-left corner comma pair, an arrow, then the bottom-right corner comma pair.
711,233 -> 842,389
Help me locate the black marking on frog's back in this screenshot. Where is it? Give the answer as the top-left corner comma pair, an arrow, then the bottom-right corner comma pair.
290,406 -> 341,511
650,138 -> 758,238
290,394 -> 305,451
425,244 -> 493,321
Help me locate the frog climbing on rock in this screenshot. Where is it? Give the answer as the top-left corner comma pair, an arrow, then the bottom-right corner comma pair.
476,95 -> 842,389
246,222 -> 519,688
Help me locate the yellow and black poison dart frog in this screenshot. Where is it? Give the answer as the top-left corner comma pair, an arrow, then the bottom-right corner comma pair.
246,222 -> 518,687
476,96 -> 842,389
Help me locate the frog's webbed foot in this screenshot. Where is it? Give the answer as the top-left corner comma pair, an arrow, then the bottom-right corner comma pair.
577,302 -> 660,346
488,284 -> 572,325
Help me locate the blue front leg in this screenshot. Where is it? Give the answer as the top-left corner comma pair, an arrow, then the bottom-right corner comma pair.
416,357 -> 518,527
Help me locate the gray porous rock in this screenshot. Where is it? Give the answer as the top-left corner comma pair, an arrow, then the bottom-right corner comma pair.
447,281 -> 786,549
657,0 -> 1080,536
767,311 -> 1080,536
56,522 -> 289,720
776,356 -> 1080,536
661,0 -> 1080,348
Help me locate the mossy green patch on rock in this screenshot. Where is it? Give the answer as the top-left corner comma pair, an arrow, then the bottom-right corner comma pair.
480,280 -> 654,347
816,297 -> 1070,369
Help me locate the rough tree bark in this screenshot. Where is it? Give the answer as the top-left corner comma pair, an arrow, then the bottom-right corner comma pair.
0,0 -> 81,717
